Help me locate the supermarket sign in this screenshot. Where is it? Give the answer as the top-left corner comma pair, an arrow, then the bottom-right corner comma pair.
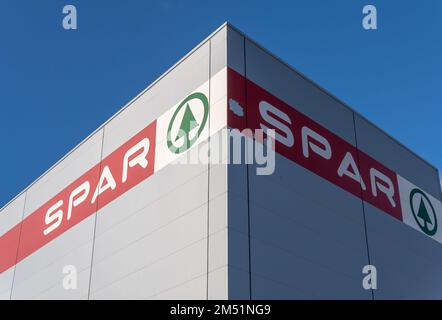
227,68 -> 442,243
0,77 -> 215,274
1,67 -> 441,274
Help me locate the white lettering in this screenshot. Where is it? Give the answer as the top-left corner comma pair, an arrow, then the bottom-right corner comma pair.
301,126 -> 331,160
67,181 -> 90,220
43,200 -> 64,235
259,101 -> 294,148
370,168 -> 396,207
91,166 -> 116,204
122,138 -> 150,183
338,152 -> 366,190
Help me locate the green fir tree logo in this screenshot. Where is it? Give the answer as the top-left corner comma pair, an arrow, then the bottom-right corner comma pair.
410,188 -> 437,236
167,92 -> 209,154
174,104 -> 199,150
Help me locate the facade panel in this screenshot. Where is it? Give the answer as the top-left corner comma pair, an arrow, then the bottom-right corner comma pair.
90,40 -> 212,299
247,155 -> 370,299
365,203 -> 442,299
226,26 -> 250,300
11,129 -> 104,299
208,27 -> 229,299
0,194 -> 25,300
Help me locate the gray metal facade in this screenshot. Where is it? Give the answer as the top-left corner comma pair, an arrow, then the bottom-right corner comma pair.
226,24 -> 442,300
0,23 -> 441,300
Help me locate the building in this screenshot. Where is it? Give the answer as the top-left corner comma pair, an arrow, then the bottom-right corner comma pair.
1,23 -> 441,300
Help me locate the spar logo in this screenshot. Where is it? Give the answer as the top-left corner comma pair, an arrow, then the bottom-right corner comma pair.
409,188 -> 437,236
167,92 -> 209,154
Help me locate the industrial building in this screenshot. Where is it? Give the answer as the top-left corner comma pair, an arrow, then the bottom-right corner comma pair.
1,23 -> 441,299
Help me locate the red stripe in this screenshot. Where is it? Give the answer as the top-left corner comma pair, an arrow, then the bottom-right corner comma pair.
228,67 -> 402,220
0,121 -> 156,273
1,69 -> 406,274
0,224 -> 21,273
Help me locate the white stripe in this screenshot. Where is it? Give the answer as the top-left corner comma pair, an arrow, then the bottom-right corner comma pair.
398,174 -> 442,243
154,68 -> 227,172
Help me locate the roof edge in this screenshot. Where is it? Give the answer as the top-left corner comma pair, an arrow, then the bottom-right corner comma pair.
224,22 -> 439,173
1,22 -> 229,212
2,21 -> 439,211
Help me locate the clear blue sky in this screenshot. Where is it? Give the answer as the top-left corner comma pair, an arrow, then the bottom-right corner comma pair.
1,0 -> 441,207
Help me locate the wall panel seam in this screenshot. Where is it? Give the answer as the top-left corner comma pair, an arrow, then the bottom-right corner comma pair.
9,191 -> 27,300
243,37 -> 252,300
352,112 -> 374,300
87,128 -> 106,300
206,39 -> 212,300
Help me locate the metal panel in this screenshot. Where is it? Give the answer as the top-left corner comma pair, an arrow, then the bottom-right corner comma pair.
227,175 -> 250,300
11,227 -> 94,300
92,238 -> 208,299
356,113 -> 442,298
251,273 -> 309,299
208,266 -> 228,300
364,203 -> 442,299
248,155 -> 370,299
89,41 -> 214,299
208,228 -> 227,279
208,189 -> 228,298
228,266 -> 250,300
354,114 -> 440,198
209,29 -> 229,299
89,159 -> 210,298
226,27 -> 251,299
150,274 -> 207,300
92,160 -> 209,246
91,203 -> 208,298
11,129 -> 104,299
0,193 -> 26,300
209,189 -> 227,235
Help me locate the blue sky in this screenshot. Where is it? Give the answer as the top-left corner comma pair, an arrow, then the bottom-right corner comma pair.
1,0 -> 441,207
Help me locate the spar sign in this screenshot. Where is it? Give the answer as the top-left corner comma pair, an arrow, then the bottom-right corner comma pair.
0,83 -> 214,274
1,67 -> 441,274
227,67 -> 442,243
